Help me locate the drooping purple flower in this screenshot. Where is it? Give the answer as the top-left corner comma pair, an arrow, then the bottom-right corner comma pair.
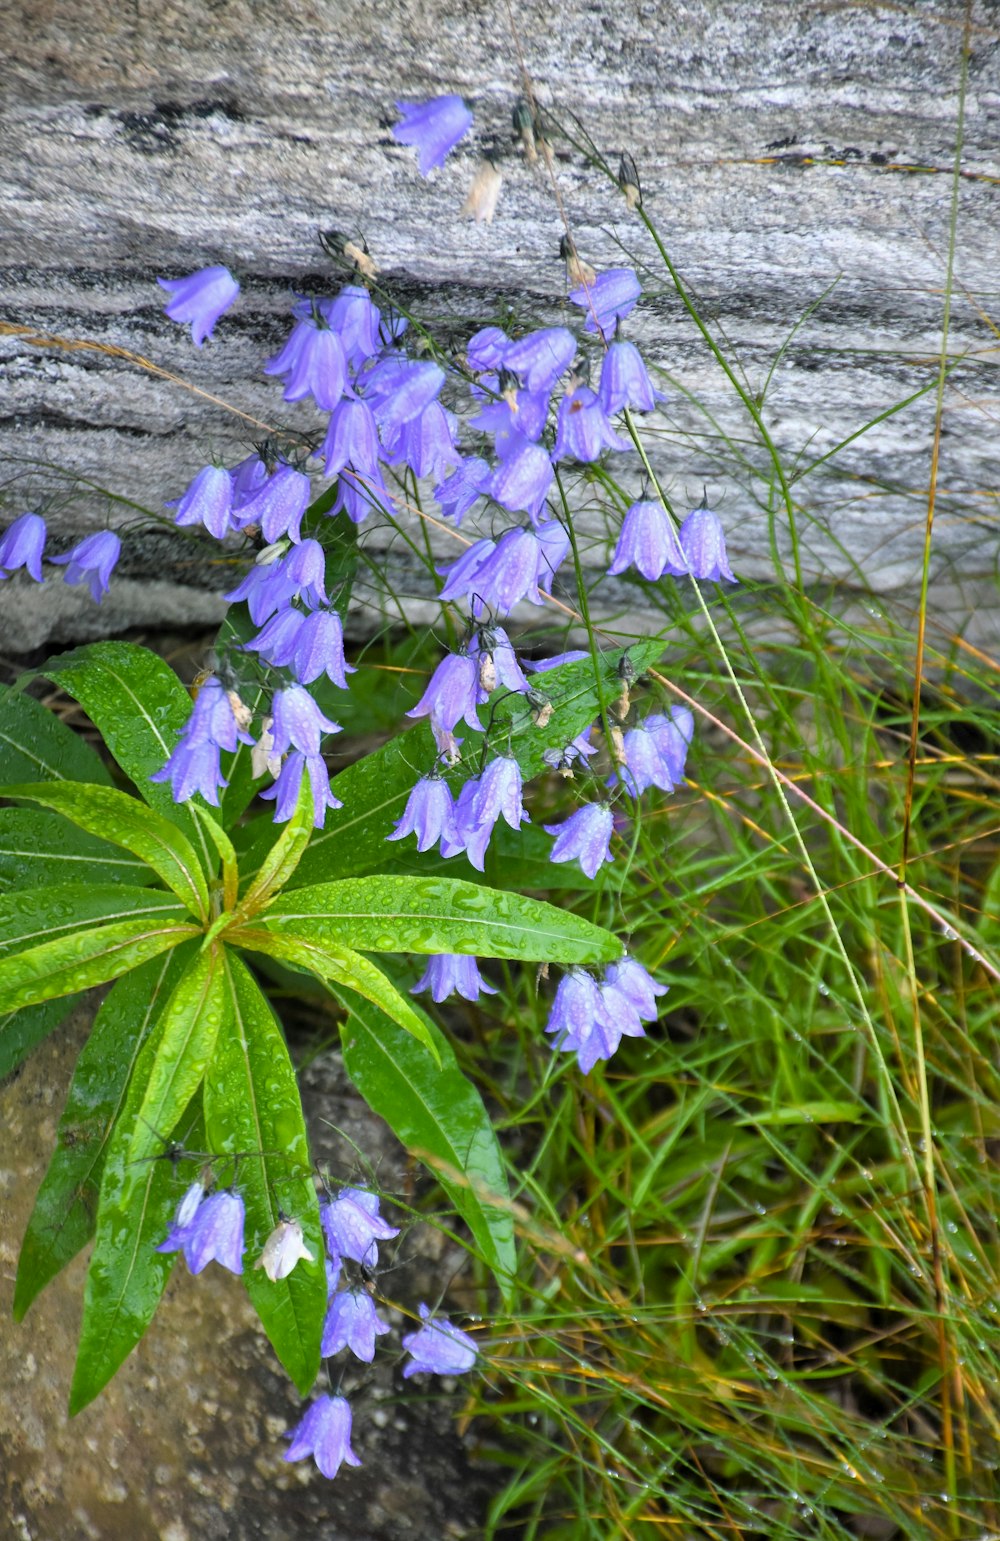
50,530 -> 121,602
233,464 -> 311,544
439,778 -> 481,859
285,1395 -> 362,1480
678,506 -> 736,582
534,520 -> 571,594
0,513 -> 46,582
322,285 -> 383,370
434,457 -> 491,523
243,606 -> 306,669
383,400 -> 460,481
260,750 -> 342,826
320,1188 -> 399,1269
472,526 -> 546,613
293,609 -> 355,688
599,340 -> 663,415
608,499 -> 686,581
321,1289 -> 390,1362
230,453 -> 269,512
387,775 -> 459,854
406,652 -> 484,738
466,326 -> 511,373
504,327 -> 576,394
412,953 -> 498,1003
470,387 -> 549,447
179,1189 -> 246,1274
468,623 -> 529,698
603,955 -> 668,1021
436,537 -> 496,605
270,685 -> 341,757
486,437 -> 554,522
151,676 -> 254,806
224,539 -> 327,624
552,384 -> 630,464
544,802 -> 615,880
330,465 -> 395,524
525,650 -> 590,674
393,94 -> 474,176
155,1179 -> 206,1255
369,359 -> 445,438
462,755 -> 529,872
167,464 -> 234,540
570,267 -> 641,340
645,707 -> 695,784
609,722 -> 683,796
264,313 -> 348,411
402,1303 -> 477,1377
254,1217 -> 315,1281
158,264 -> 240,347
544,968 -> 610,1054
322,397 -> 381,478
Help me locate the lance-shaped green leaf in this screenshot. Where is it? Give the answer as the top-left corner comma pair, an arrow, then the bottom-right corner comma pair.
69,953 -> 205,1415
204,952 -> 324,1395
235,769 -> 313,919
190,804 -> 239,913
14,949 -> 193,1320
335,982 -> 517,1301
233,925 -> 439,1060
0,808 -> 154,891
0,997 -> 78,1081
125,943 -> 229,1174
0,782 -> 210,921
41,640 -> 215,878
0,883 -> 186,957
0,681 -> 112,787
0,914 -> 198,1014
263,876 -> 623,966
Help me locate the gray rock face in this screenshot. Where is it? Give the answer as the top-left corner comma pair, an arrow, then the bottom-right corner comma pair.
1,3 -> 998,650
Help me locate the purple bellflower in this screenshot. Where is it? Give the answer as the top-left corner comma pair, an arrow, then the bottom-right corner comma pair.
50,530 -> 121,603
434,457 -> 491,523
402,1303 -> 477,1377
0,513 -> 46,582
469,623 -> 529,698
320,1187 -> 399,1269
472,526 -> 546,613
466,326 -> 512,373
168,464 -> 234,540
406,652 -> 484,741
599,340 -> 663,415
503,327 -> 576,394
264,312 -> 348,411
224,538 -> 327,625
393,94 -> 474,175
645,707 -> 695,784
369,359 -> 445,437
545,968 -> 625,1074
156,1179 -> 206,1254
552,384 -> 630,464
486,437 -> 554,522
412,953 -> 498,1003
608,499 -> 686,582
383,400 -> 461,481
270,685 -> 341,757
678,506 -> 737,582
331,464 -> 395,524
542,727 -> 598,773
570,267 -> 641,340
322,397 -> 381,478
463,755 -> 529,871
285,1395 -> 362,1480
261,750 -> 342,827
545,802 -> 615,880
436,537 -> 496,606
603,955 -> 668,1023
233,464 -> 311,545
151,676 -> 254,806
158,264 -> 240,347
322,285 -> 383,370
321,1288 -> 391,1362
243,606 -> 306,669
292,609 -> 355,688
230,453 -> 269,512
611,722 -> 684,796
526,649 -> 590,674
388,775 -> 459,854
178,1189 -> 246,1274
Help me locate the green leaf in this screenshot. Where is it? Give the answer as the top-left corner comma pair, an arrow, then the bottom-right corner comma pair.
0,809 -> 154,891
125,944 -> 229,1173
0,883 -> 187,957
189,804 -> 239,912
236,768 -> 313,918
0,997 -> 78,1081
204,952 -> 324,1395
0,683 -> 112,787
263,876 -> 623,965
13,950 -> 192,1320
0,910 -> 198,1013
233,925 -> 440,1060
69,946 -> 203,1415
0,782 -> 210,920
40,641 -> 215,877
335,984 -> 516,1300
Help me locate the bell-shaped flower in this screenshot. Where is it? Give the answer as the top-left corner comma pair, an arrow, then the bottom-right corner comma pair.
234,464 -> 311,544
466,326 -> 511,373
158,264 -> 240,347
151,676 -> 253,806
369,359 -> 445,438
468,623 -> 528,698
436,537 -> 496,605
270,685 -> 341,757
570,267 -> 641,340
392,94 -> 474,175
50,530 -> 121,603
473,526 -> 547,613
285,1394 -> 362,1480
412,953 -> 498,1003
463,755 -> 529,871
544,802 -> 615,880
322,285 -> 382,370
230,453 -> 269,512
406,652 -> 483,738
179,1189 -> 246,1274
599,340 -> 663,414
293,609 -> 355,688
545,968 -> 626,1073
609,720 -> 686,796
225,539 -> 328,624
678,507 -> 736,582
167,465 -> 234,540
608,500 -> 686,582
387,775 -> 459,854
644,707 -> 694,785
552,384 -> 630,464
261,750 -> 342,826
0,512 -> 46,582
322,397 -> 381,478
503,327 -> 575,394
602,955 -> 668,1021
321,1288 -> 390,1362
383,400 -> 460,481
402,1303 -> 477,1377
320,1187 -> 399,1269
434,457 -> 491,523
330,465 -> 395,525
471,388 -> 549,447
243,606 -> 305,669
265,315 -> 347,411
254,1217 -> 315,1281
156,1179 -> 207,1254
